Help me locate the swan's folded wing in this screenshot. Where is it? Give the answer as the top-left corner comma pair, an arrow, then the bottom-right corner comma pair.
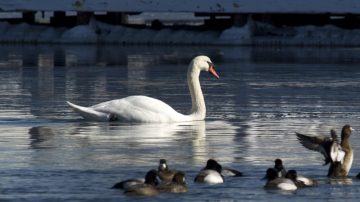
67,101 -> 109,121
89,96 -> 187,122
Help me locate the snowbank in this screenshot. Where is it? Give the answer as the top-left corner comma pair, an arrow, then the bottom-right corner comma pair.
1,18 -> 360,46
61,25 -> 98,43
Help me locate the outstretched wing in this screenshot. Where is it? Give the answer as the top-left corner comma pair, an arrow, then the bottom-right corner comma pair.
296,132 -> 328,151
295,132 -> 332,164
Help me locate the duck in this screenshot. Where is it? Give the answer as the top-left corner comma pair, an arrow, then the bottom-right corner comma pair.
194,159 -> 224,184
121,169 -> 159,196
112,177 -> 145,190
67,55 -> 219,122
112,169 -> 159,190
273,159 -> 318,187
157,159 -> 178,182
157,171 -> 188,193
221,167 -> 243,177
285,170 -> 318,187
263,168 -> 297,191
296,124 -> 354,177
274,159 -> 287,177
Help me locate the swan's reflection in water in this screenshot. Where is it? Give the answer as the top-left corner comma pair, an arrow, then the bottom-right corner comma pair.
28,120 -> 240,168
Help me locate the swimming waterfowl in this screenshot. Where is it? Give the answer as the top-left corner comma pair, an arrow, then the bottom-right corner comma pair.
67,55 -> 219,122
220,162 -> 243,177
157,171 -> 188,193
122,169 -> 159,196
296,124 -> 354,177
263,168 -> 297,191
285,170 -> 318,187
221,167 -> 243,177
112,169 -> 159,189
112,177 -> 145,190
158,159 -> 177,182
274,159 -> 287,177
194,159 -> 224,184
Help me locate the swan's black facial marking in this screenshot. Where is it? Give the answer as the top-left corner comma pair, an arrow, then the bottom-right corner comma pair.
108,114 -> 119,121
207,61 -> 214,68
207,61 -> 219,79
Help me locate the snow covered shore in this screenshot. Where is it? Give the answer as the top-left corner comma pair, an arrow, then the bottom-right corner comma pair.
1,18 -> 360,46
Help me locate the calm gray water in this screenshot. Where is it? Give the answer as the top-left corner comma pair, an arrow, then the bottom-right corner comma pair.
1,45 -> 360,201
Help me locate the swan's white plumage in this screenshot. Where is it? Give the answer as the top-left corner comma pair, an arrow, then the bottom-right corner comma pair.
83,95 -> 188,122
67,101 -> 109,121
67,55 -> 218,122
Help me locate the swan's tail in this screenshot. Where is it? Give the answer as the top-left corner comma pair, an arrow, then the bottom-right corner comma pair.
67,101 -> 109,121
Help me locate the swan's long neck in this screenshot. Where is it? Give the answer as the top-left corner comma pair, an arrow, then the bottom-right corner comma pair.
187,62 -> 206,120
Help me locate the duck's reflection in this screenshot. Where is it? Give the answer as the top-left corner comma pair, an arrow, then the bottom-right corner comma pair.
328,177 -> 353,185
29,126 -> 55,149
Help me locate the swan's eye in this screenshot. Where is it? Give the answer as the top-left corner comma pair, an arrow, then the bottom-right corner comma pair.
207,61 -> 214,67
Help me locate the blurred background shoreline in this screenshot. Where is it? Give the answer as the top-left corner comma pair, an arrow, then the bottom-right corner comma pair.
2,0 -> 360,46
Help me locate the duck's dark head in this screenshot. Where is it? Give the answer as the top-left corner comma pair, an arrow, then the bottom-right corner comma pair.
158,159 -> 168,171
341,125 -> 354,140
144,169 -> 159,186
264,168 -> 278,181
274,159 -> 284,170
206,159 -> 222,173
172,171 -> 186,184
285,170 -> 298,181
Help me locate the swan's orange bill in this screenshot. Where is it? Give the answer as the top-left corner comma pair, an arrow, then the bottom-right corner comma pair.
209,66 -> 220,79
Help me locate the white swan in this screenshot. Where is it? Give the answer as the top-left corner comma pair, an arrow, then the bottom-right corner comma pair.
67,55 -> 219,122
